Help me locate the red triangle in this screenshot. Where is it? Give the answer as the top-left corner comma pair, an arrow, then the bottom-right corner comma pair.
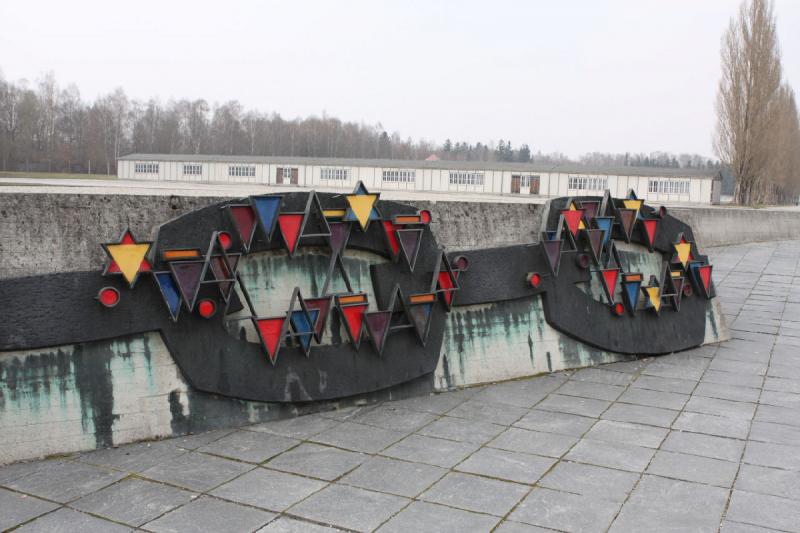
342,304 -> 367,345
561,210 -> 585,238
256,317 -> 285,364
140,259 -> 152,272
383,221 -> 400,255
108,261 -> 121,273
438,270 -> 457,305
698,265 -> 712,291
642,219 -> 658,247
601,268 -> 619,302
279,214 -> 304,254
121,231 -> 135,244
231,206 -> 257,250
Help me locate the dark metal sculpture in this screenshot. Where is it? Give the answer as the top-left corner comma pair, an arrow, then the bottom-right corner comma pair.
0,185 -> 716,403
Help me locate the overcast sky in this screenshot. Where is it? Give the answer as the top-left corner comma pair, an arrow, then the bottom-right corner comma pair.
2,0 -> 798,158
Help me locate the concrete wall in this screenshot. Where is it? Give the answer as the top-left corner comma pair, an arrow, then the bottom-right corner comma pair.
0,190 -> 792,464
670,206 -> 800,247
2,192 -> 797,281
0,192 -> 543,280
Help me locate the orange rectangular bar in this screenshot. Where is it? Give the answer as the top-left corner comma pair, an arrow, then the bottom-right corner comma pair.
323,209 -> 347,218
625,274 -> 642,282
671,271 -> 682,278
338,294 -> 366,304
163,249 -> 201,260
395,215 -> 422,224
410,294 -> 436,303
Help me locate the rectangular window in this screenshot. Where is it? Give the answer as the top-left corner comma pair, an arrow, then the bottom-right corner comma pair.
648,179 -> 690,195
382,170 -> 416,183
183,164 -> 202,176
448,171 -> 484,186
568,176 -> 607,191
282,167 -> 293,180
320,168 -> 350,181
228,165 -> 256,177
134,162 -> 159,174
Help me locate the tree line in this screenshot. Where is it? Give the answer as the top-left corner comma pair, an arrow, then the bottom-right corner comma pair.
715,0 -> 800,205
1,70 -> 717,177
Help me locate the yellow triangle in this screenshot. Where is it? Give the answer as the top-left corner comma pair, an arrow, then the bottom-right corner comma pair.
646,287 -> 661,312
346,194 -> 377,230
674,242 -> 691,267
107,243 -> 150,285
623,199 -> 642,213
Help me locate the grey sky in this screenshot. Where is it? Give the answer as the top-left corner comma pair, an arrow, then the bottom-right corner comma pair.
2,0 -> 798,158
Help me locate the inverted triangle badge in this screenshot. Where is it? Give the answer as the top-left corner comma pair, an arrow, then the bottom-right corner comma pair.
542,239 -> 562,276
584,229 -> 605,265
250,195 -> 282,241
561,209 -> 584,239
641,218 -> 658,251
397,228 -> 423,271
279,214 -> 304,256
364,311 -> 392,355
255,317 -> 286,365
229,205 -> 257,252
170,261 -> 204,311
617,209 -> 637,242
599,268 -> 619,305
621,273 -> 643,315
304,296 -> 333,342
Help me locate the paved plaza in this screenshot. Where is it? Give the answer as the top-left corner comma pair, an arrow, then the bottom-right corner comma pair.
2,239 -> 800,532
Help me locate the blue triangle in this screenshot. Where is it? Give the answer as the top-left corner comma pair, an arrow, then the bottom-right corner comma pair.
595,218 -> 613,245
623,280 -> 641,311
155,272 -> 181,321
291,309 -> 319,351
369,207 -> 381,220
251,196 -> 281,239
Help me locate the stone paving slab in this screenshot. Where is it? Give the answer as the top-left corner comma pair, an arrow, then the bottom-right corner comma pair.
2,239 -> 800,531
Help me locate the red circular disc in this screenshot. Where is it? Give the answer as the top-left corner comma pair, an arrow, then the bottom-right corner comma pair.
198,299 -> 216,318
683,284 -> 693,297
218,232 -> 232,250
530,273 -> 541,288
613,302 -> 625,316
419,210 -> 432,224
98,287 -> 120,308
454,256 -> 469,271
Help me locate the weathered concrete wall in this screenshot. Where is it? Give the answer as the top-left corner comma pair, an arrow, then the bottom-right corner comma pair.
0,191 -> 784,464
0,331 -> 432,465
670,206 -> 800,247
0,192 -> 543,279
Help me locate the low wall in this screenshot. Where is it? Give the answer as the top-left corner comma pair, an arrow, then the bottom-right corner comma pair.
0,193 -> 543,280
0,190 -> 792,464
670,206 -> 800,248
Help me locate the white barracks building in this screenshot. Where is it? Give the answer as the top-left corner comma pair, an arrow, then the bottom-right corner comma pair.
118,154 -> 723,204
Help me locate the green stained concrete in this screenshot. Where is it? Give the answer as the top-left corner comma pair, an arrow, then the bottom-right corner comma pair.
228,247 -> 388,345
436,296 -> 629,390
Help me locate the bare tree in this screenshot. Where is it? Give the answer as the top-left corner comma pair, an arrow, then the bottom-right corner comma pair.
714,0 -> 783,205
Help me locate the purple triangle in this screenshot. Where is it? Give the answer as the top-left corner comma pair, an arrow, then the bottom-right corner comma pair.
365,311 -> 392,354
329,222 -> 350,255
618,209 -> 637,241
397,229 -> 423,269
585,229 -> 604,263
542,240 -> 562,275
170,261 -> 204,310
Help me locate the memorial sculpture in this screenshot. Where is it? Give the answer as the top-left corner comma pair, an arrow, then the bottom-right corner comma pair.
0,183 -> 717,403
